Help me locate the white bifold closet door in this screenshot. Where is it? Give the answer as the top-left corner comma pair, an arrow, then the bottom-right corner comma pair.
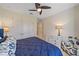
10,14 -> 37,40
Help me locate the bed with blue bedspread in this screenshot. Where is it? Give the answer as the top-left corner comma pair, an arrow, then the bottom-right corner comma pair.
15,37 -> 63,56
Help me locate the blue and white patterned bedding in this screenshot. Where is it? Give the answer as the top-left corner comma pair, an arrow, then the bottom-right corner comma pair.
0,36 -> 16,56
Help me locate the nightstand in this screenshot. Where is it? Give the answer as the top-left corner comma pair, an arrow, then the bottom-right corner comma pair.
47,35 -> 63,49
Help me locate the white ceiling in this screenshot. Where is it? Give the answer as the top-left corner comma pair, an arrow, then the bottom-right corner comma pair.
0,3 -> 78,19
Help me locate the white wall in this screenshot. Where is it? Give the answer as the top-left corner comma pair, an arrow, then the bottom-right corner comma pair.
74,5 -> 79,37
42,7 -> 76,40
0,7 -> 37,40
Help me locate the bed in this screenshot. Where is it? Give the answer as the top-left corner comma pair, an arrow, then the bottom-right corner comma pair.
15,37 -> 63,56
0,29 -> 63,56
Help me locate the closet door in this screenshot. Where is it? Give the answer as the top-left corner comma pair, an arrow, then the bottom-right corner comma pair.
12,15 -> 23,40
10,15 -> 37,40
22,18 -> 32,38
22,15 -> 37,39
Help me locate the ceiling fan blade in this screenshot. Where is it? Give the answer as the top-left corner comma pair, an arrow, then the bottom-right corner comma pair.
40,6 -> 51,9
35,3 -> 40,9
29,10 -> 37,11
39,10 -> 42,15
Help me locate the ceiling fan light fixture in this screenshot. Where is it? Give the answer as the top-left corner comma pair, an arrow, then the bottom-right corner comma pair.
29,3 -> 51,15
37,8 -> 42,12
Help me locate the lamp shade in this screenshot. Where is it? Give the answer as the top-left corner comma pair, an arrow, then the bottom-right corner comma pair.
56,24 -> 63,36
4,26 -> 9,32
56,24 -> 62,29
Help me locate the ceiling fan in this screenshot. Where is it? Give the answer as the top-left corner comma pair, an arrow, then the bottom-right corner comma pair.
29,3 -> 51,15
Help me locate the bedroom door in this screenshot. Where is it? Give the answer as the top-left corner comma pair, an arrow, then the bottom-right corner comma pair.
37,21 -> 44,39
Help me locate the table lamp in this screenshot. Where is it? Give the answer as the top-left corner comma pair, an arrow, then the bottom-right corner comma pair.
4,26 -> 9,36
56,24 -> 62,36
